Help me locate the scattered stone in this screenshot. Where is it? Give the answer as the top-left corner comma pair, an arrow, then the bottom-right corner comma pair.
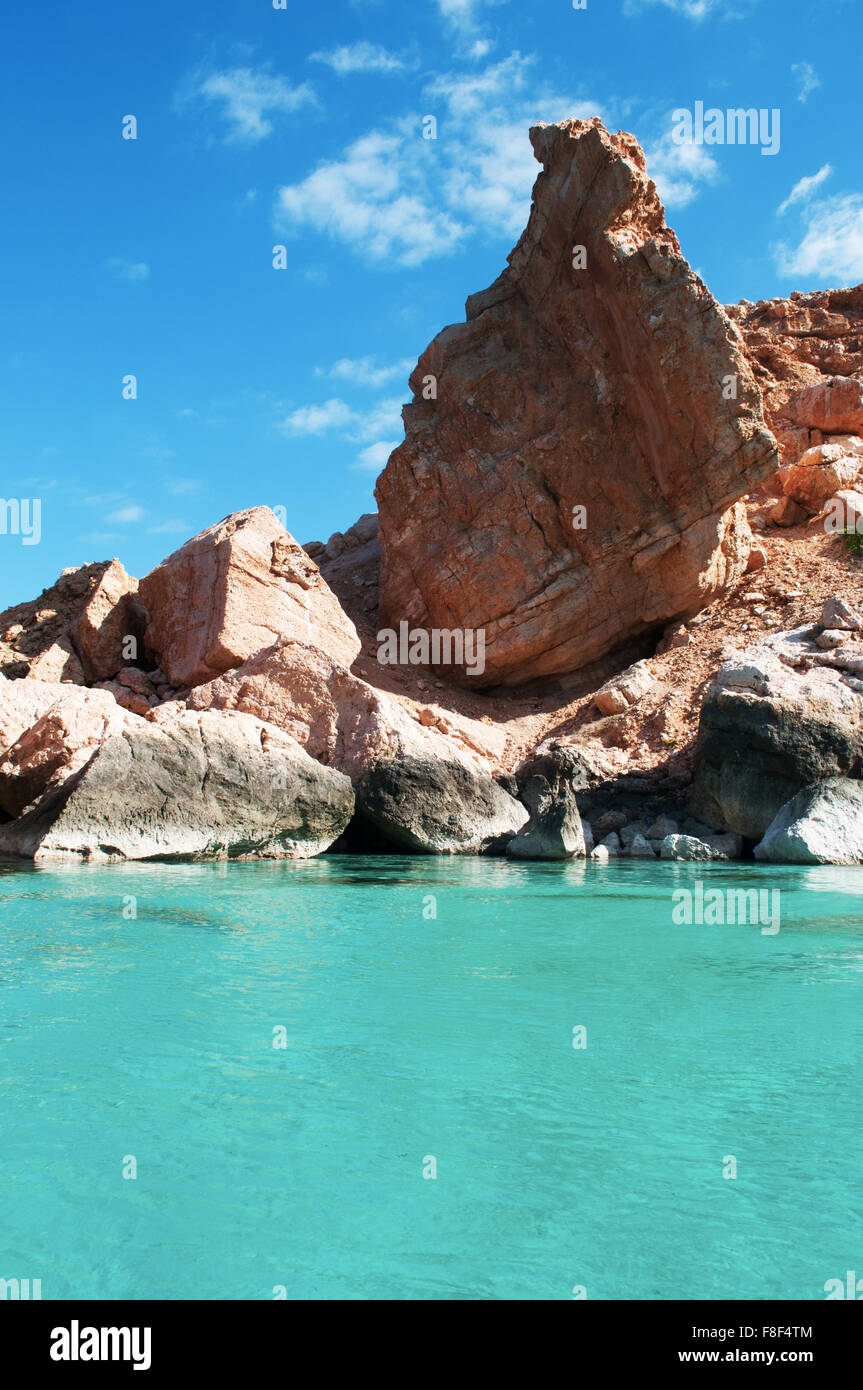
820,596 -> 861,631
594,662 -> 654,716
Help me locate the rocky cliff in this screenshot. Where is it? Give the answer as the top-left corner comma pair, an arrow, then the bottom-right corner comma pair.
375,117 -> 779,688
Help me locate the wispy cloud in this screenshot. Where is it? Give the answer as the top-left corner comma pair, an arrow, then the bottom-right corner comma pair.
645,127 -> 720,208
777,163 -> 832,216
354,441 -> 399,471
146,519 -> 192,535
164,477 -> 202,496
774,193 -> 863,283
108,258 -> 150,283
180,65 -> 316,143
623,0 -> 724,16
316,357 -> 414,389
279,399 -> 356,435
106,505 -> 145,524
791,61 -> 820,103
310,42 -> 410,76
275,53 -> 601,266
435,0 -> 499,31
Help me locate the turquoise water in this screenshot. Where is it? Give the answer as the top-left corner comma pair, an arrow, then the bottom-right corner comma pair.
1,856 -> 861,1301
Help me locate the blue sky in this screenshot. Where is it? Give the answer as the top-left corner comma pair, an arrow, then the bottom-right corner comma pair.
1,0 -> 860,607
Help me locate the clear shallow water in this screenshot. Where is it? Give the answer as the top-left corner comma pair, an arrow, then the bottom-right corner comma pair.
0,855 -> 861,1301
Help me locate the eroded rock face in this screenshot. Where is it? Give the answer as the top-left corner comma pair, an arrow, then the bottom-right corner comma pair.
0,707 -> 354,862
729,285 -> 863,463
376,117 -> 779,688
0,684 -> 135,818
138,508 -> 360,689
0,561 -> 139,683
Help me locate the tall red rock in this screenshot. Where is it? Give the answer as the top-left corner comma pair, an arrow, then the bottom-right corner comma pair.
375,117 -> 779,687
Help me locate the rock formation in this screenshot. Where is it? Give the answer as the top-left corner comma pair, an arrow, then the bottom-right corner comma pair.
0,560 -> 140,684
754,778 -> 863,864
0,707 -> 353,862
690,616 -> 863,838
186,637 -> 526,853
138,507 -> 360,689
376,117 -> 779,688
730,285 -> 863,464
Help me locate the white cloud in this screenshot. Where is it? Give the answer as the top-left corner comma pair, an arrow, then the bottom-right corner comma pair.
279,398 -> 356,435
108,258 -> 150,282
645,129 -> 720,208
164,477 -> 202,496
278,395 -> 406,454
354,440 -> 399,471
275,53 -> 601,264
276,129 -> 466,267
791,61 -> 820,103
317,356 -> 414,389
188,66 -> 316,143
107,505 -> 144,524
310,43 -> 408,76
623,0 -> 721,16
435,0 -> 492,30
777,163 -> 832,216
774,193 -> 863,284
351,398 -> 405,442
146,519 -> 192,535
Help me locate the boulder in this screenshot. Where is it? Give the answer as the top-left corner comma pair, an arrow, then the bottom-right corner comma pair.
789,376 -> 863,436
754,778 -> 863,864
138,508 -> 360,689
690,649 -> 863,838
820,596 -> 861,631
0,708 -> 353,862
355,757 -> 527,855
594,661 -> 654,716
506,794 -> 585,860
67,560 -> 142,680
628,832 -> 656,858
647,814 -> 679,840
660,833 -> 743,861
186,637 -> 526,854
826,489 -> 863,533
0,686 -> 134,818
375,118 -> 779,687
769,496 -> 807,527
186,637 -> 499,780
0,562 -> 138,683
782,449 -> 859,513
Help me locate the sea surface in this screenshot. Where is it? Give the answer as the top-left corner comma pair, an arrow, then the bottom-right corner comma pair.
1,856 -> 861,1301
